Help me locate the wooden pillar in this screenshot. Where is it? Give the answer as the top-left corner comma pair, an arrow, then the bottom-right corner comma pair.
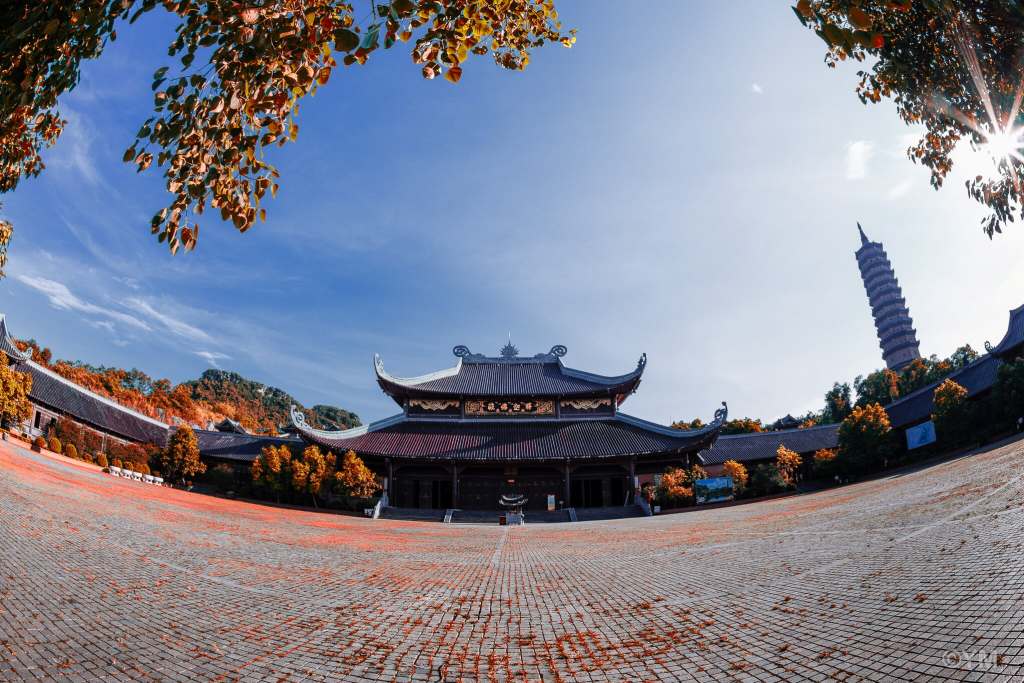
386,458 -> 394,504
451,464 -> 459,508
563,461 -> 572,507
628,456 -> 637,502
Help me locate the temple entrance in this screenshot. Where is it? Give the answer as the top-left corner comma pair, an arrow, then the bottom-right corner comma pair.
393,465 -> 452,509
571,479 -> 604,508
431,480 -> 453,509
569,464 -> 632,508
610,477 -> 626,506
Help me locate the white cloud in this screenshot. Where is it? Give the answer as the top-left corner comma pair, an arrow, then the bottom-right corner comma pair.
845,140 -> 874,180
751,83 -> 763,94
124,298 -> 213,343
887,178 -> 913,199
47,108 -> 103,187
194,350 -> 231,367
16,275 -> 151,331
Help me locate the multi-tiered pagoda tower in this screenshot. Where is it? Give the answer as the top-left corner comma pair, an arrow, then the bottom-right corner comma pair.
855,223 -> 921,371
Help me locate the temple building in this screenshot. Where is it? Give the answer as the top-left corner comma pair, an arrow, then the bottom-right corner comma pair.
856,224 -> 922,371
290,343 -> 727,511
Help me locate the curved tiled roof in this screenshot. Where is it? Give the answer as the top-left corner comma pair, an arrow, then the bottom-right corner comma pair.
16,360 -> 171,444
988,304 -> 1024,358
699,423 -> 840,466
0,315 -> 30,361
290,405 -> 725,462
884,354 -> 1001,429
374,347 -> 646,404
196,430 -> 301,463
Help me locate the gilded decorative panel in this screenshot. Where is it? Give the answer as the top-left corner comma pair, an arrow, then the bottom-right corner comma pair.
561,398 -> 611,412
465,399 -> 555,416
409,399 -> 460,412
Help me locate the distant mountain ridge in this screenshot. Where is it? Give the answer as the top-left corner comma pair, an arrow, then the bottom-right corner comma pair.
183,369 -> 361,433
13,339 -> 360,435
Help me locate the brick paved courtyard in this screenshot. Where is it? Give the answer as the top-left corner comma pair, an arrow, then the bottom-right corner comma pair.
2,439 -> 1024,681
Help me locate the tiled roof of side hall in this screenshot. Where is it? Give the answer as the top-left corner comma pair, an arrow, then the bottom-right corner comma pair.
15,360 -> 171,445
374,345 -> 646,403
699,423 -> 840,466
289,404 -> 726,462
0,315 -> 31,362
988,304 -> 1024,358
884,354 -> 1001,429
196,430 -> 301,463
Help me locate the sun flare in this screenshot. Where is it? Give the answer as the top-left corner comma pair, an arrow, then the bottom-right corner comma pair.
981,126 -> 1024,165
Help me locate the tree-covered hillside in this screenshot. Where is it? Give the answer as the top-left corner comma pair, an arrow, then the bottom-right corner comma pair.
14,339 -> 359,435
183,369 -> 360,433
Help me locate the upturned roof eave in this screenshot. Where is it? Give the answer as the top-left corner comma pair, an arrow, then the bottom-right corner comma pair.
372,351 -> 647,401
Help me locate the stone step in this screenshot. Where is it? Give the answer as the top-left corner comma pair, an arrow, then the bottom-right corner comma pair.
449,509 -> 572,525
378,507 -> 445,522
572,505 -> 646,522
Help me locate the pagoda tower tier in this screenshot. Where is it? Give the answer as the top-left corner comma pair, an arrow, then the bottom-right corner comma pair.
855,224 -> 922,371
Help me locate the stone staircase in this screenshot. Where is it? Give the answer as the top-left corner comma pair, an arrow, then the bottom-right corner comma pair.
572,505 -> 646,522
448,509 -> 573,525
378,507 -> 446,522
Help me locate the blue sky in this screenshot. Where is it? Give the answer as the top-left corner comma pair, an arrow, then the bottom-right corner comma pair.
4,2 -> 1024,427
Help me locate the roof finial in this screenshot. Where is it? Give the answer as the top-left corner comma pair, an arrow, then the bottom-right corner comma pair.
500,335 -> 519,358
857,222 -> 869,246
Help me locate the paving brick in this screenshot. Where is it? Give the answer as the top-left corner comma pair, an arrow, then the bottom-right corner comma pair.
1,438 -> 1024,681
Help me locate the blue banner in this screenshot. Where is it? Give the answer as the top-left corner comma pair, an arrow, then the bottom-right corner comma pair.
906,420 -> 937,450
695,476 -> 734,504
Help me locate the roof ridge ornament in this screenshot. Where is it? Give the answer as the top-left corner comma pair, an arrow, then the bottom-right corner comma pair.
453,345 -> 472,358
548,345 -> 567,357
637,353 -> 647,370
713,401 -> 728,425
500,339 -> 519,358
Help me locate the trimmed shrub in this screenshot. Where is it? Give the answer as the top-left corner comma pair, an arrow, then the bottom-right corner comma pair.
932,378 -> 973,447
65,443 -> 79,460
837,403 -> 894,475
123,461 -> 135,472
112,458 -> 123,469
32,436 -> 46,451
812,448 -> 839,480
775,446 -> 802,486
721,460 -> 749,494
96,453 -> 108,468
48,437 -> 62,454
749,463 -> 788,497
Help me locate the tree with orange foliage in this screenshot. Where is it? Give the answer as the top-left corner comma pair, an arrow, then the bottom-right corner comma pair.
655,464 -> 707,508
251,444 -> 292,503
0,354 -> 32,429
838,403 -> 893,475
656,467 -> 693,508
334,450 -> 380,500
0,2 -> 574,263
721,460 -> 749,494
775,446 -> 802,486
158,424 -> 205,485
812,448 -> 839,481
932,378 -> 973,446
290,445 -> 336,508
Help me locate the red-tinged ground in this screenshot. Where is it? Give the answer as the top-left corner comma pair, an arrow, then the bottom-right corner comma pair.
2,438 -> 1024,681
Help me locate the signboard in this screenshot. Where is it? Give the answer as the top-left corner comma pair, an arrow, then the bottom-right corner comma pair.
547,494 -> 556,512
906,420 -> 937,450
695,477 -> 734,505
